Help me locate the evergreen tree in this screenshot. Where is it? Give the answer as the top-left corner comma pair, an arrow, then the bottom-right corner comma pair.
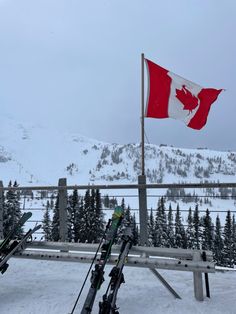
103,194 -> 110,208
174,204 -> 181,247
68,189 -> 80,242
3,181 -> 23,237
51,194 -> 60,241
193,204 -> 200,249
155,198 -> 168,247
232,215 -> 236,265
67,194 -> 73,242
181,224 -> 187,249
222,210 -> 234,267
121,198 -> 125,210
160,198 -> 168,246
73,201 -> 81,242
202,208 -> 214,250
213,215 -> 224,265
77,189 -> 98,243
94,189 -> 104,242
166,203 -> 174,247
186,207 -> 194,249
42,200 -> 52,241
148,208 -> 156,246
89,189 -> 98,242
174,204 -> 186,248
132,213 -> 139,246
83,189 -> 94,242
77,197 -> 86,242
124,205 -> 132,223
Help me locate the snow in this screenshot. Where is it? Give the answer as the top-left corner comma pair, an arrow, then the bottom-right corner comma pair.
0,258 -> 236,314
0,116 -> 236,186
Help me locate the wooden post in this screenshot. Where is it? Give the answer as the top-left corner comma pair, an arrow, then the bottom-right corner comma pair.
0,181 -> 3,239
58,178 -> 68,242
193,251 -> 204,301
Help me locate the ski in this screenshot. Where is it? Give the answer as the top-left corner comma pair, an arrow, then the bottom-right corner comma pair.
0,212 -> 32,253
80,206 -> 124,314
99,224 -> 133,314
0,224 -> 41,274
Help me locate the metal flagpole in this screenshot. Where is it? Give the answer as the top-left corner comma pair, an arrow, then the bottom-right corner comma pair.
141,52 -> 145,176
138,53 -> 148,246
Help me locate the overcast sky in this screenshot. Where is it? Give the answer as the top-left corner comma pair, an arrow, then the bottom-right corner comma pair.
0,0 -> 235,151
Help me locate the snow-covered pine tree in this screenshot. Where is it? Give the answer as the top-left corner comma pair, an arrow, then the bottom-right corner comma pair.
80,189 -> 92,242
94,189 -> 104,242
155,197 -> 168,247
186,207 -> 194,249
121,198 -> 125,210
132,213 -> 139,246
154,202 -> 163,247
67,193 -> 73,242
2,189 -> 7,237
68,189 -> 80,242
148,208 -> 156,246
51,194 -> 60,241
76,197 -> 86,242
89,189 -> 97,242
103,194 -> 110,208
78,189 -> 98,243
124,205 -> 132,223
42,200 -> 52,241
160,197 -> 168,246
222,210 -> 234,267
166,203 -> 175,247
13,181 -> 23,235
232,215 -> 236,265
193,204 -> 200,249
174,204 -> 186,248
73,200 -> 81,242
202,208 -> 214,250
3,181 -> 23,237
213,215 -> 224,265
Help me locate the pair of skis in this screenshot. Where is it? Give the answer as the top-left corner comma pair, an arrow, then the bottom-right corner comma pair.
0,212 -> 41,274
80,206 -> 124,314
99,224 -> 133,314
70,206 -> 134,314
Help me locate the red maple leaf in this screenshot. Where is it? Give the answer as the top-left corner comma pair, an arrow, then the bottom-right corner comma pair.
175,85 -> 199,111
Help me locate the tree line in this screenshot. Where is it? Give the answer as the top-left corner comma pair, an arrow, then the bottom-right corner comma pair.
148,197 -> 236,268
1,182 -> 235,268
42,189 -> 139,245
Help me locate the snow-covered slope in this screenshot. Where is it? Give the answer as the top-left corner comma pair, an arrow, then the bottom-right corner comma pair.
0,117 -> 236,186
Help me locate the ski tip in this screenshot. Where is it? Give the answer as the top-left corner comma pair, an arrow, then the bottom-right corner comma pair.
23,212 -> 33,218
113,206 -> 124,219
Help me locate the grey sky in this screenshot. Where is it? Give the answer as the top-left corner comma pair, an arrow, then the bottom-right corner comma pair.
0,0 -> 235,151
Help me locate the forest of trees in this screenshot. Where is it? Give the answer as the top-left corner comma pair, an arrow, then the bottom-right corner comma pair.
2,183 -> 236,268
148,197 -> 236,268
42,189 -> 139,245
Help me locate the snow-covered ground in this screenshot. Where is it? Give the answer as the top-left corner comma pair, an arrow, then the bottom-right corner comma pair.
0,258 -> 236,314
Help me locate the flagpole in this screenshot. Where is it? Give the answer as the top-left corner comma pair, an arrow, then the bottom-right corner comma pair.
138,53 -> 148,246
141,52 -> 145,175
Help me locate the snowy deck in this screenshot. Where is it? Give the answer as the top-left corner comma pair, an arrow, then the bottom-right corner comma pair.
0,258 -> 235,314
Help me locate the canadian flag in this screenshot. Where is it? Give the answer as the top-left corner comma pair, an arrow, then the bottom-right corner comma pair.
145,59 -> 222,130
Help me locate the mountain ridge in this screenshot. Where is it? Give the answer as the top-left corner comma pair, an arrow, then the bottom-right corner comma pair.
0,117 -> 235,186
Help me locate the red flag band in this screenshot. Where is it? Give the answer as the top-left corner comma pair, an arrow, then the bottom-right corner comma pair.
145,59 -> 222,130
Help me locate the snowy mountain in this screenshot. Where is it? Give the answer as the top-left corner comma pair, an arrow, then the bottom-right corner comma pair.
0,117 -> 236,186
